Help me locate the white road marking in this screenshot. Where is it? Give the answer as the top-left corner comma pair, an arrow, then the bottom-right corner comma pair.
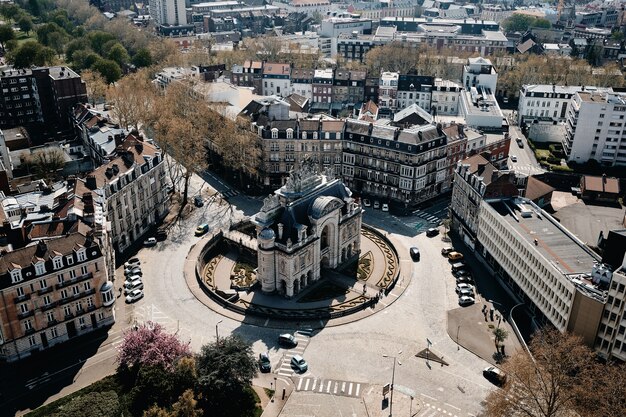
263,318 -> 269,326
334,383 -> 338,394
297,378 -> 303,390
348,382 -> 353,395
420,393 -> 437,401
318,380 -> 323,392
341,382 -> 346,392
355,383 -> 360,397
304,379 -> 310,390
445,403 -> 461,411
326,381 -> 331,393
312,379 -> 317,390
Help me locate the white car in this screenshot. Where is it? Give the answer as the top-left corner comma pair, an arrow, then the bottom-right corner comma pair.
124,275 -> 142,287
510,155 -> 518,163
373,201 -> 380,209
143,237 -> 157,247
362,198 -> 371,207
381,203 -> 389,212
124,267 -> 142,277
456,283 -> 474,293
125,289 -> 144,303
459,296 -> 475,306
458,288 -> 474,298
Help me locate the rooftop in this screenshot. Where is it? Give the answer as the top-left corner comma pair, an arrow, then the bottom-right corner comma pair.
488,198 -> 599,276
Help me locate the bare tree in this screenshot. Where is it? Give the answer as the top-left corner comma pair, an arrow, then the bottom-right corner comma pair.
484,329 -> 596,417
27,148 -> 66,184
81,69 -> 108,105
106,70 -> 155,131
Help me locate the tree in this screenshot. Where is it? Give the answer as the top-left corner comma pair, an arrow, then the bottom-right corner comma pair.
8,41 -> 55,68
17,15 -> 34,35
502,14 -> 539,33
116,321 -> 191,372
66,37 -> 92,62
132,47 -> 152,68
91,58 -> 122,83
106,69 -> 154,130
195,335 -> 258,417
0,4 -> 20,21
27,148 -> 65,184
87,30 -> 116,55
47,32 -> 69,57
0,24 -> 14,51
107,43 -> 130,67
81,69 -> 108,105
492,327 -> 509,353
483,329 -> 596,417
171,389 -> 203,417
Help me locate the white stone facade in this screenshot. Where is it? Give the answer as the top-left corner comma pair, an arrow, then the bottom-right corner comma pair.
252,163 -> 362,298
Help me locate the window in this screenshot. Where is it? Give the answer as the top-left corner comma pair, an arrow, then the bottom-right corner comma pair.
16,286 -> 24,297
60,289 -> 68,299
57,273 -> 64,284
87,297 -> 94,308
11,269 -> 22,283
50,327 -> 58,338
43,295 -> 51,306
64,305 -> 72,317
28,335 -> 37,347
271,128 -> 278,139
53,257 -> 63,270
69,270 -> 76,279
66,256 -> 74,265
79,316 -> 86,326
76,249 -> 86,262
76,301 -> 83,312
73,285 -> 80,295
23,319 -> 32,331
19,303 -> 29,314
81,265 -> 88,276
47,311 -> 55,322
286,129 -> 293,139
39,279 -> 47,290
98,312 -> 105,320
34,262 -> 45,276
83,281 -> 91,291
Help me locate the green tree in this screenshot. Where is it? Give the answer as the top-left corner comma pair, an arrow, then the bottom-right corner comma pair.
9,40 -> 55,68
71,50 -> 101,72
47,31 -> 69,57
492,327 -> 509,353
91,58 -> 122,83
87,30 -> 116,55
0,24 -> 15,51
66,38 -> 92,62
501,14 -> 550,32
0,4 -> 20,21
37,23 -> 68,46
26,148 -> 66,184
132,47 -> 152,68
107,43 -> 130,67
195,335 -> 257,416
17,15 -> 34,35
171,389 -> 203,417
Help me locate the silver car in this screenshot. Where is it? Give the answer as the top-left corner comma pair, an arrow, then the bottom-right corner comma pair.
291,355 -> 308,373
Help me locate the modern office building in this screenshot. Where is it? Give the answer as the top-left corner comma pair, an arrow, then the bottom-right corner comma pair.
149,0 -> 187,25
462,57 -> 498,93
563,91 -> 626,167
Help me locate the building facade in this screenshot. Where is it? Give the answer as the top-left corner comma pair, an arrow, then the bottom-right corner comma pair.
253,163 -> 362,298
149,0 -> 187,25
0,233 -> 116,362
378,71 -> 399,110
312,69 -> 334,103
396,74 -> 433,112
262,63 -> 291,97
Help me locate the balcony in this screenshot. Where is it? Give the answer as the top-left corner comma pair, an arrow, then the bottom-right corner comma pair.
41,301 -> 57,312
55,272 -> 93,290
14,293 -> 31,303
37,286 -> 53,296
18,310 -> 34,319
46,319 -> 58,327
64,313 -> 75,320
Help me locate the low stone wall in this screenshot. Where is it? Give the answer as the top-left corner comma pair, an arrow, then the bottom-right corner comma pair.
361,224 -> 400,295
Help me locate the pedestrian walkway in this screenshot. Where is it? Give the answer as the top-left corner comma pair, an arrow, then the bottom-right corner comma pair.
295,377 -> 364,398
274,333 -> 311,377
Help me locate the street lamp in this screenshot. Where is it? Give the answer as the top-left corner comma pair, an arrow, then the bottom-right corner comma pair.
456,325 -> 461,350
215,320 -> 223,344
382,354 -> 396,417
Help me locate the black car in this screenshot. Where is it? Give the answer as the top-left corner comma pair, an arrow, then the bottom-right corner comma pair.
410,247 -> 420,262
259,352 -> 271,373
156,228 -> 168,241
426,228 -> 439,237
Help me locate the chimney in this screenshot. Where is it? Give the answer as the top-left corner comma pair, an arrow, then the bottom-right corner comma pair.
277,223 -> 284,240
85,175 -> 97,190
112,164 -> 120,175
35,240 -> 47,257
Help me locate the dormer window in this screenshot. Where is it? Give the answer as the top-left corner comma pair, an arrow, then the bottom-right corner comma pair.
302,132 -> 307,140
76,249 -> 86,262
286,128 -> 293,139
35,262 -> 46,276
53,256 -> 63,270
66,256 -> 74,265
271,128 -> 278,139
10,269 -> 22,283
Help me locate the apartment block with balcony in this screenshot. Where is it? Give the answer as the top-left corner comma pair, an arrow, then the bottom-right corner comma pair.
74,135 -> 167,253
563,91 -> 626,167
0,233 -> 115,362
378,71 -> 398,110
342,120 -> 449,208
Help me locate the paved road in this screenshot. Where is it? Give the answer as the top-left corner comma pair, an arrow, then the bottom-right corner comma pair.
504,112 -> 545,177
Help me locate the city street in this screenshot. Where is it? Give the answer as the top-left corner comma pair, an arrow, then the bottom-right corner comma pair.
7,172 -> 498,417
504,111 -> 545,177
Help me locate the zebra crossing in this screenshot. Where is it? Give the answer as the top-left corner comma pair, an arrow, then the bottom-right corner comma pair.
415,402 -> 468,417
275,332 -> 311,376
295,377 -> 364,398
392,206 -> 448,234
221,189 -> 240,199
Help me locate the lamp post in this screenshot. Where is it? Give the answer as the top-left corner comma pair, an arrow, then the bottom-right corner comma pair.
273,377 -> 277,403
383,354 -> 396,417
489,300 -> 504,328
456,325 -> 461,350
215,319 -> 223,344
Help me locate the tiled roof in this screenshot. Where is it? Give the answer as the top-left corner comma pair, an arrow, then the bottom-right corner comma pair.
582,175 -> 620,194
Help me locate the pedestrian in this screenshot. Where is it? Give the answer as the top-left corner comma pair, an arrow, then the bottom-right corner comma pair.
363,284 -> 367,294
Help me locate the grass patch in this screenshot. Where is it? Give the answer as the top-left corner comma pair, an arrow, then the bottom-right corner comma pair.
298,280 -> 349,303
232,261 -> 257,287
356,252 -> 373,280
264,388 -> 275,398
15,31 -> 37,46
535,149 -> 551,160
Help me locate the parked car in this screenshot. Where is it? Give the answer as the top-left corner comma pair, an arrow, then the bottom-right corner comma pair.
193,195 -> 204,207
125,289 -> 144,303
195,224 -> 209,236
458,288 -> 474,298
409,247 -> 420,262
278,333 -> 298,347
124,267 -> 142,277
451,262 -> 467,273
510,155 -> 518,163
143,237 -> 157,247
124,279 -> 144,294
362,199 -> 371,207
516,138 -> 524,148
124,275 -> 142,287
453,269 -> 472,278
124,258 -> 140,268
382,203 -> 389,212
258,352 -> 271,373
448,251 -> 464,261
483,366 -> 507,386
373,201 -> 380,209
426,228 -> 439,237
441,247 -> 454,256
458,296 -> 475,306
156,228 -> 168,241
290,355 -> 308,373
456,283 -> 474,293
456,275 -> 474,284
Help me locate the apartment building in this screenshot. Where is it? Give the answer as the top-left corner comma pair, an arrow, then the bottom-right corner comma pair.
396,75 -> 433,112
0,231 -> 116,362
517,85 -> 612,126
230,61 -> 263,94
450,154 -> 518,248
262,63 -> 291,97
149,0 -> 187,25
432,79 -> 462,116
342,120 -> 450,207
73,104 -> 127,167
0,67 -> 87,136
291,68 -> 314,101
378,71 -> 399,110
312,69 -> 334,103
74,135 -> 168,253
462,57 -> 498,93
563,91 -> 626,167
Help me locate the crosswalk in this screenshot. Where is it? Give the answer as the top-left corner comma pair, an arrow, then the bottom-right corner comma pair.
221,189 -> 240,198
416,402 -> 468,417
393,206 -> 448,234
275,332 -> 311,376
295,377 -> 364,398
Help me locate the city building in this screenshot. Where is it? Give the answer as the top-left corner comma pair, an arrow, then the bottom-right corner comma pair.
72,104 -> 127,168
252,162 -> 362,298
347,0 -> 416,20
432,78 -> 462,116
231,61 -> 264,94
580,175 -> 621,203
0,231 -> 116,362
0,67 -> 87,138
459,87 -> 505,131
396,74 -> 433,112
312,69 -> 334,103
149,0 -> 187,25
318,17 -> 373,57
450,154 -> 518,248
462,57 -> 498,92
262,63 -> 291,97
563,91 -> 626,167
341,120 -> 450,208
74,135 -> 168,253
378,71 -> 399,110
290,68 -> 315,101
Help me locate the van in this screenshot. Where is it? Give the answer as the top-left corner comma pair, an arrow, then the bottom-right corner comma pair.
451,262 -> 466,273
195,224 -> 209,236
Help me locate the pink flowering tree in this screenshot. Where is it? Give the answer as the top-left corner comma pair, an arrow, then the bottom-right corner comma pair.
116,321 -> 191,371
